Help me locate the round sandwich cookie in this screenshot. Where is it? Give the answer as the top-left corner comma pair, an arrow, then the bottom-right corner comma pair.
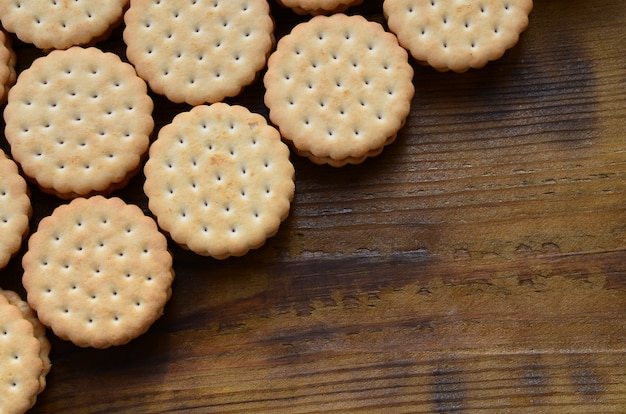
264,13 -> 415,167
124,0 -> 274,105
0,0 -> 129,50
0,149 -> 31,271
144,103 -> 295,259
0,293 -> 46,414
4,46 -> 154,199
0,288 -> 51,396
0,29 -> 16,104
383,0 -> 533,72
22,196 -> 174,349
275,0 -> 363,15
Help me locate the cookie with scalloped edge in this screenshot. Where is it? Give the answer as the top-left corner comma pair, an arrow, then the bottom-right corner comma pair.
383,0 -> 533,72
275,0 -> 363,15
264,13 -> 414,167
124,0 -> 274,105
0,29 -> 16,103
144,103 -> 295,259
4,46 -> 153,199
0,288 -> 51,395
0,293 -> 44,414
0,149 -> 30,270
0,0 -> 128,50
22,196 -> 174,349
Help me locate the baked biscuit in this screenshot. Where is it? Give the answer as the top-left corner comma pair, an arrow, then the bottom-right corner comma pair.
383,0 -> 533,72
275,0 -> 363,15
22,196 -> 174,349
144,103 -> 295,259
4,47 -> 153,199
0,0 -> 128,50
0,293 -> 44,414
124,0 -> 274,105
0,29 -> 16,104
264,13 -> 414,167
0,288 -> 51,394
0,149 -> 30,270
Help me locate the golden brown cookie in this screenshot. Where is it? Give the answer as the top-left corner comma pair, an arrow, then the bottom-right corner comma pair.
383,0 -> 533,72
0,288 -> 51,394
144,103 -> 295,259
0,149 -> 30,270
275,0 -> 363,15
124,0 -> 274,105
0,293 -> 44,414
0,0 -> 128,50
0,29 -> 16,104
22,196 -> 174,349
264,13 -> 414,167
4,46 -> 153,199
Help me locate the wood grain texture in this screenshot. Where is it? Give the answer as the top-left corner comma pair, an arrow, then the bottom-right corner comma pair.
0,0 -> 625,412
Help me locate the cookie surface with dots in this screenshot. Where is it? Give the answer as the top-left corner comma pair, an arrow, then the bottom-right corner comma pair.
123,0 -> 274,105
0,0 -> 128,50
383,0 -> 533,72
0,293 -> 46,414
0,150 -> 30,271
22,196 -> 174,349
263,13 -> 415,167
3,47 -> 154,199
144,103 -> 295,259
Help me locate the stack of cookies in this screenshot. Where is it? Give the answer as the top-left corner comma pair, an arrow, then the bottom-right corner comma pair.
0,29 -> 15,104
0,0 -> 533,411
0,149 -> 30,270
0,289 -> 50,414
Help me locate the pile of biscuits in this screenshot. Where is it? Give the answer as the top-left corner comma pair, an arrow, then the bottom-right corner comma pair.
0,0 -> 532,411
0,288 -> 50,414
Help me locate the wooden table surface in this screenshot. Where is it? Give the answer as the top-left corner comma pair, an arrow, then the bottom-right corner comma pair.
1,0 -> 625,412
